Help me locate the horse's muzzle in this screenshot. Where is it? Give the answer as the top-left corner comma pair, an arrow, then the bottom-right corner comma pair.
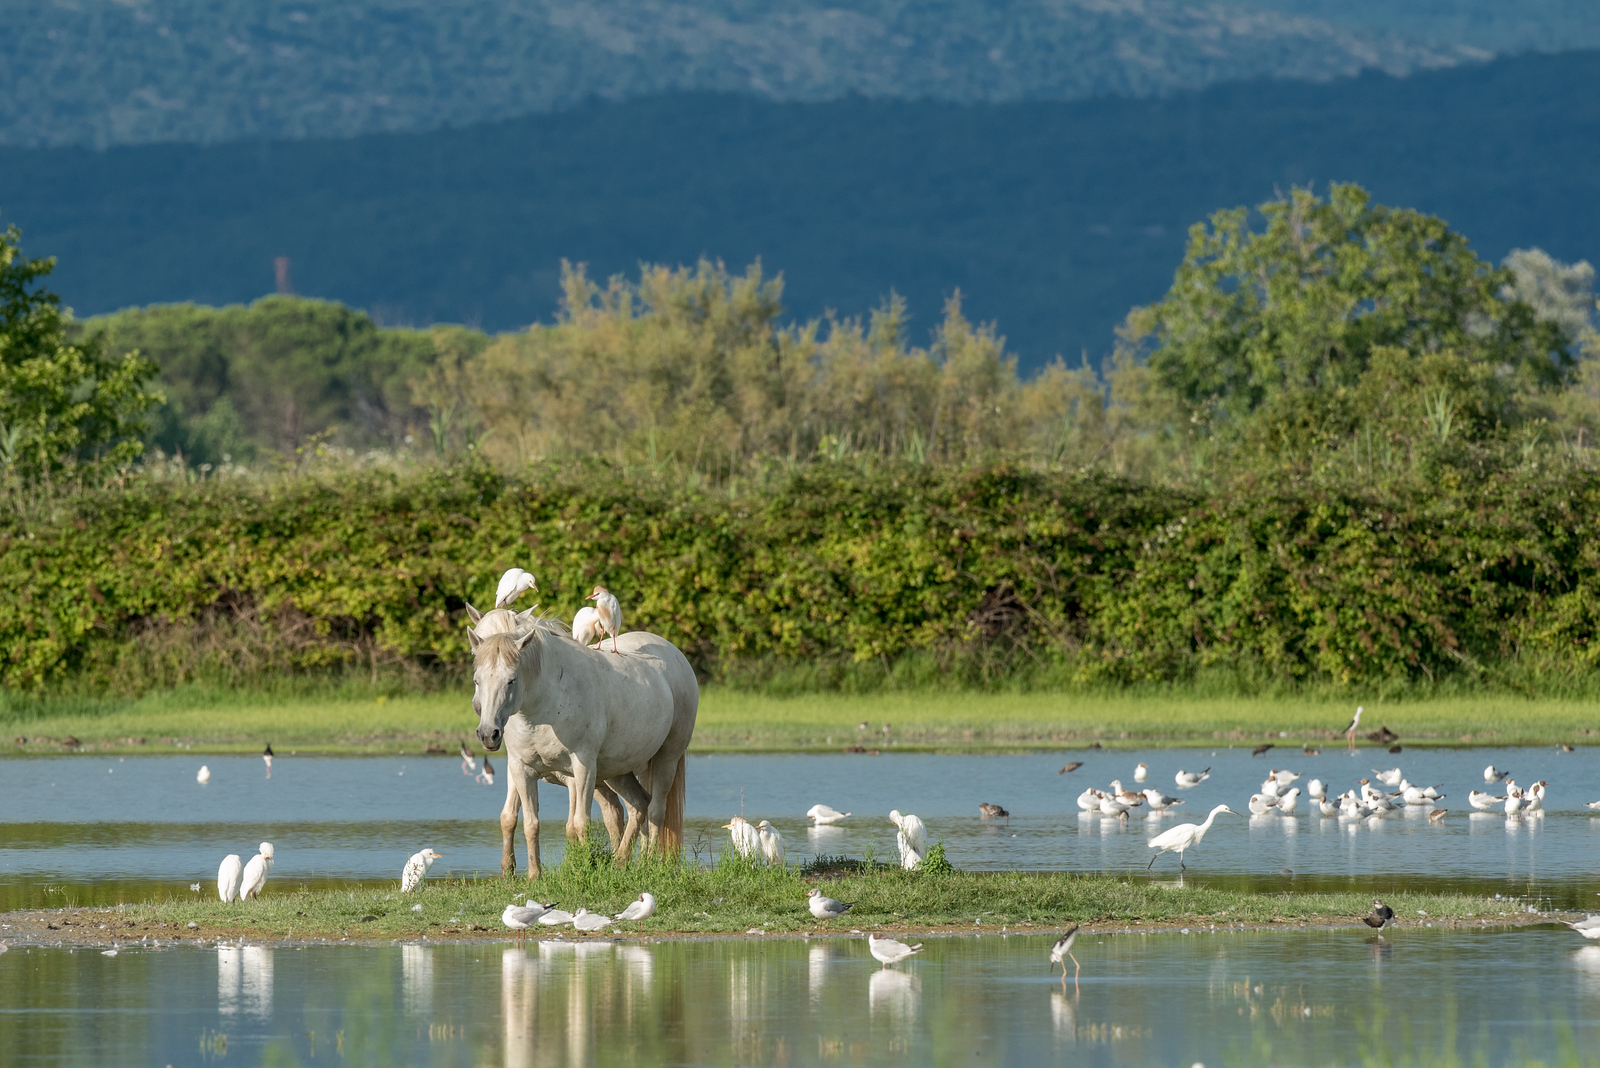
477,725 -> 503,751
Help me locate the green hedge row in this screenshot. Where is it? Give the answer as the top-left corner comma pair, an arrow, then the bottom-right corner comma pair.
3,462 -> 1597,693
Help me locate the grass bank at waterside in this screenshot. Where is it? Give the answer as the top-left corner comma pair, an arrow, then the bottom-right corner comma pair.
5,687 -> 1600,755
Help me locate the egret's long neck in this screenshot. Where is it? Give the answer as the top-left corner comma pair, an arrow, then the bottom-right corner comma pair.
1199,809 -> 1221,834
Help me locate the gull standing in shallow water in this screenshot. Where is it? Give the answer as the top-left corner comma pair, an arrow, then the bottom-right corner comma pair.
807,804 -> 851,825
1141,789 -> 1184,812
867,933 -> 923,969
806,889 -> 853,927
263,743 -> 274,776
1174,768 -> 1210,788
614,893 -> 657,931
1146,805 -> 1238,872
197,765 -> 211,784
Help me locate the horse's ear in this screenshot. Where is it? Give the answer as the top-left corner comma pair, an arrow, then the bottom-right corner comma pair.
514,628 -> 539,652
467,628 -> 482,650
465,603 -> 483,624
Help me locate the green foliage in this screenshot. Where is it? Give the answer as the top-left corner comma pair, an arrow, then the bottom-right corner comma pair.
917,842 -> 955,875
0,226 -> 160,483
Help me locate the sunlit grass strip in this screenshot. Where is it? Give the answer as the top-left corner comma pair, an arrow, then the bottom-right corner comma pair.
7,685 -> 1600,753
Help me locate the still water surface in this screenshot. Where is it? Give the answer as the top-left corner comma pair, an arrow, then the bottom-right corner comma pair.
3,747 -> 1599,906
3,927 -> 1597,1066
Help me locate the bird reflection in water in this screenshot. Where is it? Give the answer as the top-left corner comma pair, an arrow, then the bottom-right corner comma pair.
1571,946 -> 1600,995
217,945 -> 273,1017
868,968 -> 921,1021
500,947 -> 537,1068
808,943 -> 830,1004
1049,989 -> 1076,1039
1365,935 -> 1393,967
402,944 -> 432,1015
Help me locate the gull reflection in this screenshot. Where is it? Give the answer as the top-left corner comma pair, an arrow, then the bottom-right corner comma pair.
808,943 -> 830,1003
1050,989 -> 1076,1038
868,968 -> 921,1021
618,944 -> 654,987
217,945 -> 273,1017
402,944 -> 433,1015
501,947 -> 537,1068
1572,946 -> 1600,995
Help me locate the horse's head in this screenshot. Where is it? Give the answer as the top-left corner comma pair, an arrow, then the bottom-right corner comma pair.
468,628 -> 539,751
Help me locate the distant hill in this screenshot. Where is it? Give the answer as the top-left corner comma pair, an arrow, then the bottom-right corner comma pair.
2,50 -> 1598,367
0,0 -> 1482,148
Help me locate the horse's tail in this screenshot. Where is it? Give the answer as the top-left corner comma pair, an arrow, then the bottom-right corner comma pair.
661,753 -> 686,856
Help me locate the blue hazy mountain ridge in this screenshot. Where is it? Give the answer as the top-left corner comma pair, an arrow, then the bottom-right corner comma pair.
1,50 -> 1596,367
1,0 -> 1487,148
1232,0 -> 1600,53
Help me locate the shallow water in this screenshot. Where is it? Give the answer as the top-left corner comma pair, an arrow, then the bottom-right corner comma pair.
3,747 -> 1598,908
3,927 -> 1597,1067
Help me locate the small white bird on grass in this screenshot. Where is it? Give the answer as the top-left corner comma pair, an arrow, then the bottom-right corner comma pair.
197,765 -> 211,784
614,892 -> 657,931
1050,925 -> 1081,984
889,810 -> 928,869
239,843 -> 275,900
402,849 -> 442,892
218,854 -> 244,903
572,606 -> 604,646
806,889 -> 853,927
502,901 -> 550,945
867,933 -> 923,969
1563,916 -> 1600,940
1146,805 -> 1238,872
495,568 -> 538,609
1174,768 -> 1210,788
572,909 -> 613,932
807,804 -> 851,825
757,820 -> 785,866
586,585 -> 623,653
723,816 -> 761,859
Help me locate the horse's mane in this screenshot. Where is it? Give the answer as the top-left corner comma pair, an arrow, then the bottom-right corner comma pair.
475,631 -> 531,670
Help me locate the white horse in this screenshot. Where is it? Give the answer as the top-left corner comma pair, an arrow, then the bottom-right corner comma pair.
469,621 -> 698,878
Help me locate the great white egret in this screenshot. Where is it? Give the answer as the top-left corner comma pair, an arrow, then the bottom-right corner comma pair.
806,804 -> 851,825
1343,706 -> 1364,750
806,889 -> 852,926
1050,925 -> 1081,985
723,816 -> 760,859
571,606 -> 604,646
217,854 -> 244,903
495,568 -> 537,609
756,820 -> 785,866
614,892 -> 657,931
586,586 -> 622,653
889,810 -> 927,869
1146,805 -> 1238,872
501,901 -> 550,945
402,849 -> 442,891
239,843 -> 275,900
867,933 -> 923,968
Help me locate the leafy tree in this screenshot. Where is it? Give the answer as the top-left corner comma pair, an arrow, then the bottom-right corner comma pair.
0,226 -> 159,482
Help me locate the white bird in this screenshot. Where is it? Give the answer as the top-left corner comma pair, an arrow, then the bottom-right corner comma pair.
217,854 -> 244,903
723,816 -> 761,859
1050,925 -> 1081,983
571,606 -> 604,646
889,810 -> 928,869
807,804 -> 851,825
1485,765 -> 1509,783
239,843 -> 275,900
1133,763 -> 1149,783
1401,785 -> 1431,806
1564,916 -> 1600,940
1307,779 -> 1325,800
1146,805 -> 1238,871
197,765 -> 211,784
402,849 -> 442,892
1373,768 -> 1403,786
1523,782 -> 1545,813
1271,769 -> 1301,786
1586,800 -> 1600,810
1076,788 -> 1101,812
867,933 -> 923,968
1505,788 -> 1524,817
476,756 -> 496,785
1259,779 -> 1283,800
1174,768 -> 1210,788
806,889 -> 853,926
1247,794 -> 1276,816
502,901 -> 550,945
1276,787 -> 1301,814
1339,794 -> 1367,818
572,909 -> 612,932
495,568 -> 537,609
459,742 -> 478,775
586,585 -> 622,653
756,820 -> 785,866
538,908 -> 576,926
614,893 -> 657,930
1469,790 -> 1506,811
1343,706 -> 1364,750
1141,788 -> 1184,811
1098,793 -> 1132,819
1107,780 -> 1145,805
1317,796 -> 1339,817
1421,784 -> 1444,800
263,743 -> 274,775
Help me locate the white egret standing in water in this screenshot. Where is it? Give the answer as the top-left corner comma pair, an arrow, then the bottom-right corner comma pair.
1146,805 -> 1238,872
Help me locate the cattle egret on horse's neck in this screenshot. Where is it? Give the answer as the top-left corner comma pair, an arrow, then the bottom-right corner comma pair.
807,804 -> 850,825
263,743 -> 273,775
756,820 -> 785,866
402,849 -> 442,892
1133,763 -> 1149,782
1344,706 -> 1364,750
1174,768 -> 1209,788
806,889 -> 853,926
240,843 -> 275,900
889,810 -> 928,869
615,892 -> 657,931
1146,805 -> 1238,872
217,854 -> 244,903
1050,925 -> 1081,985
586,586 -> 622,653
1564,916 -> 1600,940
867,933 -> 923,968
571,606 -> 604,646
724,817 -> 760,859
495,568 -> 537,609
502,901 -> 549,945
197,765 -> 211,784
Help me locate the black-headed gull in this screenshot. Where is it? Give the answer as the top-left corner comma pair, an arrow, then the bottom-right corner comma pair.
867,933 -> 923,968
807,804 -> 850,825
614,892 -> 657,930
806,889 -> 853,926
1174,768 -> 1209,788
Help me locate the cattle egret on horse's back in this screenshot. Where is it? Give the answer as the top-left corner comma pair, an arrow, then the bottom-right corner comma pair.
890,810 -> 928,869
240,843 -> 275,899
807,804 -> 850,825
756,820 -> 785,866
217,854 -> 244,903
572,606 -> 604,646
1174,768 -> 1209,788
1343,706 -> 1364,750
197,765 -> 211,784
402,849 -> 442,892
867,933 -> 923,968
979,803 -> 1009,821
502,901 -> 549,945
263,743 -> 273,775
1146,805 -> 1237,872
615,892 -> 657,931
806,889 -> 852,926
1564,916 -> 1600,940
1050,925 -> 1081,985
586,586 -> 623,652
495,568 -> 537,609
724,817 -> 760,859
1133,763 -> 1148,782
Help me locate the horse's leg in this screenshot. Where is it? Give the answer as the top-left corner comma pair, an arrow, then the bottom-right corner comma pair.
499,763 -> 522,877
567,754 -> 597,843
607,772 -> 652,863
596,781 -> 626,851
643,750 -> 682,855
516,762 -> 543,880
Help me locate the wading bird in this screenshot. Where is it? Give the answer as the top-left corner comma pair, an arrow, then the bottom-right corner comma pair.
495,568 -> 537,609
867,933 -> 923,968
1317,796 -> 1339,817
263,743 -> 273,776
1050,925 -> 1081,986
1146,805 -> 1238,872
501,901 -> 550,945
1271,770 -> 1301,786
1174,768 -> 1210,788
197,765 -> 211,784
217,854 -> 244,903
459,742 -> 477,775
1470,790 -> 1506,811
1277,788 -> 1301,815
1362,900 -> 1395,928
571,606 -> 603,646
806,888 -> 853,927
1141,789 -> 1184,812
1076,787 -> 1101,811
240,843 -> 275,900
1107,781 -> 1145,806
1307,779 -> 1325,800
1248,794 -> 1276,816
615,892 -> 657,931
979,803 -> 1010,821
1251,744 -> 1274,757
402,849 -> 442,892
756,820 -> 785,866
1505,788 -> 1525,817
1098,793 -> 1133,819
890,810 -> 928,869
1343,706 -> 1364,750
1563,916 -> 1600,940
1058,762 -> 1083,775
724,816 -> 761,859
1428,808 -> 1448,823
586,585 -> 623,653
1133,763 -> 1148,783
807,804 -> 851,825
476,756 -> 495,785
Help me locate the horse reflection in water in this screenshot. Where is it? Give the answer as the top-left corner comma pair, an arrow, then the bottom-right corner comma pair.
216,946 -> 272,1017
500,942 -> 655,1067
